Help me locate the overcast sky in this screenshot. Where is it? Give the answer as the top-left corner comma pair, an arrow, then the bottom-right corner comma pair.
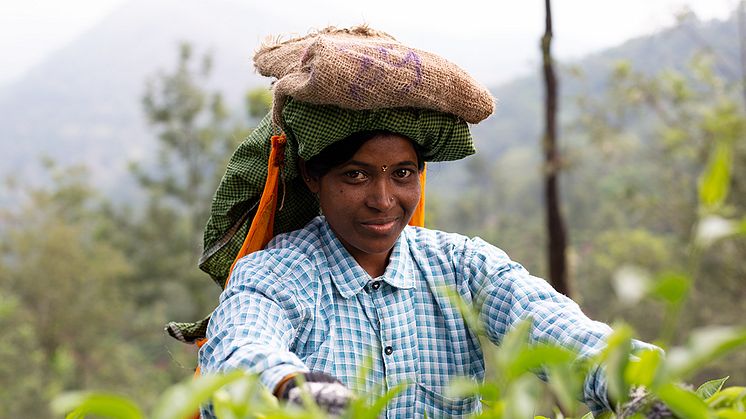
0,0 -> 739,87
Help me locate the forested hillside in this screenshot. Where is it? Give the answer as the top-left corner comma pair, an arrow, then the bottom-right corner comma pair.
0,7 -> 744,418
427,10 -> 745,389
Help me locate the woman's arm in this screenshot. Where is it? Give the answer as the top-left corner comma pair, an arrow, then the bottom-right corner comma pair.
198,256 -> 311,393
459,236 -> 654,414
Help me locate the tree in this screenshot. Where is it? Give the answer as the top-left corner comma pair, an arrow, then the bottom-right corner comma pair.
570,53 -> 746,382
127,42 -> 257,319
0,162 -> 154,418
138,42 -> 244,252
541,0 -> 571,296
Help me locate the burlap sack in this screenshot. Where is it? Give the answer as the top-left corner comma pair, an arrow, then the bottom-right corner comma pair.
254,26 -> 495,126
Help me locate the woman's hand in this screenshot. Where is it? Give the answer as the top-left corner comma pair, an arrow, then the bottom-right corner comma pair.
277,371 -> 354,416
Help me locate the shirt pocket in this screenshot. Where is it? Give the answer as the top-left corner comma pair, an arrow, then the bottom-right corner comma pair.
416,382 -> 480,418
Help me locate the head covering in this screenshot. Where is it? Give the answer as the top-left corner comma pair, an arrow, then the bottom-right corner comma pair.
199,25 -> 495,286
199,99 -> 477,286
254,25 -> 495,126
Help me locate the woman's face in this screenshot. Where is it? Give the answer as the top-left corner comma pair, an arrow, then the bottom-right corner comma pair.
304,134 -> 421,276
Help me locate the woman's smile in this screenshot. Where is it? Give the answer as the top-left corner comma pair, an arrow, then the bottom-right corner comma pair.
359,217 -> 400,235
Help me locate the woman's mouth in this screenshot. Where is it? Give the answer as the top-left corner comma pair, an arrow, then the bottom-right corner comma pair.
360,218 -> 399,235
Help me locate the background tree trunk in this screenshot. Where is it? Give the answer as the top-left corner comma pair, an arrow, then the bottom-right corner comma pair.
541,0 -> 571,296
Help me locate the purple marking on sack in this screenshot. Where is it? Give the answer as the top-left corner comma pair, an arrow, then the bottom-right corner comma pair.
388,49 -> 422,94
347,47 -> 423,102
301,45 -> 313,63
349,55 -> 376,102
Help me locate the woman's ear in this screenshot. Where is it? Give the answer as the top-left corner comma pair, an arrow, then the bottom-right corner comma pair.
298,160 -> 320,194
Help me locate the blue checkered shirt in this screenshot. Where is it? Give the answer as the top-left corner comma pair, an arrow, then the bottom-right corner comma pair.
200,216 -> 633,417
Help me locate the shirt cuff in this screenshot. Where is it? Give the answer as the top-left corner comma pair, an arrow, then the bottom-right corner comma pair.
260,363 -> 310,395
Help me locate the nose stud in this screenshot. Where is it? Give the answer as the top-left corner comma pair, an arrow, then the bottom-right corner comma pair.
381,165 -> 388,172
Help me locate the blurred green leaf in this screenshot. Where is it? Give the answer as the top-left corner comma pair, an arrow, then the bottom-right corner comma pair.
210,390 -> 237,419
506,344 -> 575,380
625,348 -> 664,389
739,217 -> 746,236
712,409 -> 746,418
667,327 -> 746,380
656,383 -> 712,419
497,319 -> 533,372
52,392 -> 144,419
211,375 -> 275,419
699,141 -> 732,209
650,272 -> 690,305
348,382 -> 407,419
706,386 -> 746,409
504,376 -> 541,419
547,362 -> 582,415
440,285 -> 484,336
446,377 -> 481,399
697,377 -> 729,399
600,324 -> 634,403
150,371 -> 246,419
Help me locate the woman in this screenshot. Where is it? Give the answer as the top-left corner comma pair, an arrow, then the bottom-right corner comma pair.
196,27 -> 654,418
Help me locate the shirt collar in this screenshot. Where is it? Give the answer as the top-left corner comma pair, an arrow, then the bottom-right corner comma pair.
318,217 -> 416,298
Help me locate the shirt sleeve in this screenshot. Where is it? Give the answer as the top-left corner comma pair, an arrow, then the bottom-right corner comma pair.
198,255 -> 311,394
458,236 -> 644,414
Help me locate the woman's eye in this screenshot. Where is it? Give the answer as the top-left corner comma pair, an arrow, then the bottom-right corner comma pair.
393,169 -> 414,179
344,170 -> 367,180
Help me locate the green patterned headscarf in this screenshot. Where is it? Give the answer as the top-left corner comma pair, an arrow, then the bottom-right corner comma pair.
198,98 -> 475,288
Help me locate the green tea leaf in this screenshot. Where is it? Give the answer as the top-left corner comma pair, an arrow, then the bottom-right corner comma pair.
504,376 -> 541,419
348,382 -> 407,419
547,362 -> 582,415
51,392 -> 144,419
696,377 -> 729,399
712,409 -> 746,418
151,371 -> 246,419
666,328 -> 746,381
739,217 -> 746,235
506,344 -> 575,380
600,324 -> 634,403
699,141 -> 732,209
656,383 -> 712,419
625,348 -> 664,389
650,272 -> 690,305
446,377 -> 481,398
706,386 -> 746,409
498,319 -> 533,371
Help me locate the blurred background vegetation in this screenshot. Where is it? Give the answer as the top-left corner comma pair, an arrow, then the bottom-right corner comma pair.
0,3 -> 744,417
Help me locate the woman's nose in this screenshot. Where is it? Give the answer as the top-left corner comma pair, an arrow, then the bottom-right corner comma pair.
366,178 -> 395,211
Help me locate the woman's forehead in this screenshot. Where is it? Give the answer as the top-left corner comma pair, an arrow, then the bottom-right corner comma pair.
351,134 -> 418,161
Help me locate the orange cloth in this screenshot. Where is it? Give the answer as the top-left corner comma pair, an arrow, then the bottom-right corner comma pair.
226,134 -> 287,287
409,164 -> 426,228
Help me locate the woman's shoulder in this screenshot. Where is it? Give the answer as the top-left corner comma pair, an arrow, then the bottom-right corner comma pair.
402,226 -> 508,261
230,218 -> 327,285
403,225 -> 472,250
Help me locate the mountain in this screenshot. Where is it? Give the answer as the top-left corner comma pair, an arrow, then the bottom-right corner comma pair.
0,0 -> 276,196
427,11 -> 741,194
0,2 -> 739,203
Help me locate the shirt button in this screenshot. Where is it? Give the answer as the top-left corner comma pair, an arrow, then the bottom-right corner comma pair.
384,345 -> 393,355
371,281 -> 381,290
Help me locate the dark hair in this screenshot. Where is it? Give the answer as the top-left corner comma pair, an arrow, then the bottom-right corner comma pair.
304,130 -> 425,179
